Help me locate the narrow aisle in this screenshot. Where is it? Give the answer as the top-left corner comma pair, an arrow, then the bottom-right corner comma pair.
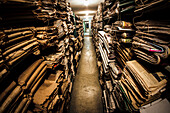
69,36 -> 103,113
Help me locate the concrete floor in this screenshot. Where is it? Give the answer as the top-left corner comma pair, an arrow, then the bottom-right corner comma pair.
69,35 -> 103,113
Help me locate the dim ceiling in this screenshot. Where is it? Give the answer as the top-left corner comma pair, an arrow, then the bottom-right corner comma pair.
67,0 -> 104,17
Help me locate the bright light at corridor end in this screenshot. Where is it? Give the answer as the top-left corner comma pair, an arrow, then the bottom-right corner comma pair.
84,0 -> 89,6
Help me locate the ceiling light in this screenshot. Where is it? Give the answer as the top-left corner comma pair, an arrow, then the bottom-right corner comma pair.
84,0 -> 89,6
86,12 -> 88,16
77,10 -> 96,14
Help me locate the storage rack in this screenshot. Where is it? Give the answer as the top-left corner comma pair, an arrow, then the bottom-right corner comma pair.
0,0 -> 83,112
92,0 -> 170,113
